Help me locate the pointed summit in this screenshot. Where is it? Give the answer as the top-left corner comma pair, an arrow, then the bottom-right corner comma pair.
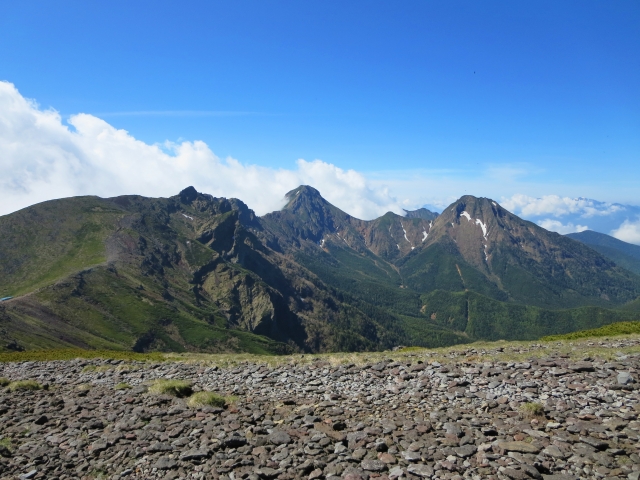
281,185 -> 330,213
261,185 -> 356,248
179,186 -> 199,203
285,185 -> 322,201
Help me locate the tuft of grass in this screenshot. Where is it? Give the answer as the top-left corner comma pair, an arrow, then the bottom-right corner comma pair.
76,383 -> 92,391
0,377 -> 10,387
114,382 -> 132,390
8,380 -> 42,392
0,437 -> 12,455
520,402 -> 545,418
148,379 -> 193,398
82,365 -> 97,373
187,391 -> 227,408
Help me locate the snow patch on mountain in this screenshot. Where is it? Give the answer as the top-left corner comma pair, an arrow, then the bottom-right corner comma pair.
476,218 -> 488,238
401,222 -> 410,243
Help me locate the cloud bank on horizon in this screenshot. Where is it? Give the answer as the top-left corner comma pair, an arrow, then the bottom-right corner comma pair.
0,81 -> 404,220
1,81 -> 639,245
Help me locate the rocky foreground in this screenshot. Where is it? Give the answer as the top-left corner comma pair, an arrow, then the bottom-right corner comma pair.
1,339 -> 639,480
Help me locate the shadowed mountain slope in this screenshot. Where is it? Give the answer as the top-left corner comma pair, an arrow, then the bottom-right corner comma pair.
567,230 -> 640,276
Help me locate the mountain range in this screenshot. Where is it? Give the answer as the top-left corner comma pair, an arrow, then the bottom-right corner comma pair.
1,186 -> 639,354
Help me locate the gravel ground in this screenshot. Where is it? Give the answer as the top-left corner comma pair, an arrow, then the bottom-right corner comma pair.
1,339 -> 639,480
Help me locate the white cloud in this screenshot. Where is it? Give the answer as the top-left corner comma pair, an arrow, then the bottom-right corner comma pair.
501,194 -> 623,218
0,81 -> 403,219
537,219 -> 589,234
611,219 -> 640,246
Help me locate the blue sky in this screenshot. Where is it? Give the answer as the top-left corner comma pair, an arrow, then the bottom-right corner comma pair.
1,1 -> 639,241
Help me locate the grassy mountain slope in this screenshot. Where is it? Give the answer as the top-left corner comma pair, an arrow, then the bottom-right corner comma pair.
0,196 -> 125,298
0,192 -> 295,354
1,266 -> 287,354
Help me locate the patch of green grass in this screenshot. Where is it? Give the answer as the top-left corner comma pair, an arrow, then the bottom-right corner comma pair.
77,383 -> 92,392
8,380 -> 42,392
82,365 -> 97,373
520,402 -> 545,418
0,377 -> 10,387
542,321 -> 640,341
115,382 -> 132,390
88,468 -> 109,479
187,391 -> 227,408
0,437 -> 12,451
148,379 -> 193,397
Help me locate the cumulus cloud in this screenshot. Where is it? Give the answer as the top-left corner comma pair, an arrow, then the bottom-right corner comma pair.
501,194 -> 623,219
611,219 -> 640,245
0,81 -> 403,219
537,219 -> 589,234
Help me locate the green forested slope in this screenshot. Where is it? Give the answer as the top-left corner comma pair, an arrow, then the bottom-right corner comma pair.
419,290 -> 639,341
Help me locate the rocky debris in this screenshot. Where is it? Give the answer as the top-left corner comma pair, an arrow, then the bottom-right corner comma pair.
0,339 -> 639,479
618,372 -> 634,385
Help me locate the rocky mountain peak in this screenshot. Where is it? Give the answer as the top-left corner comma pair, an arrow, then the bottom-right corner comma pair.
281,185 -> 331,214
443,195 -> 500,220
178,185 -> 199,203
259,185 -> 350,248
285,184 -> 322,200
428,196 -> 500,241
174,186 -> 258,229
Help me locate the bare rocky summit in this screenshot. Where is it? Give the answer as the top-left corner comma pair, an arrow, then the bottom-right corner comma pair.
1,339 -> 639,480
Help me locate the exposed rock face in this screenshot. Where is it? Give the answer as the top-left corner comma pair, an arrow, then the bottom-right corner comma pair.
1,338 -> 639,479
260,186 -> 436,260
